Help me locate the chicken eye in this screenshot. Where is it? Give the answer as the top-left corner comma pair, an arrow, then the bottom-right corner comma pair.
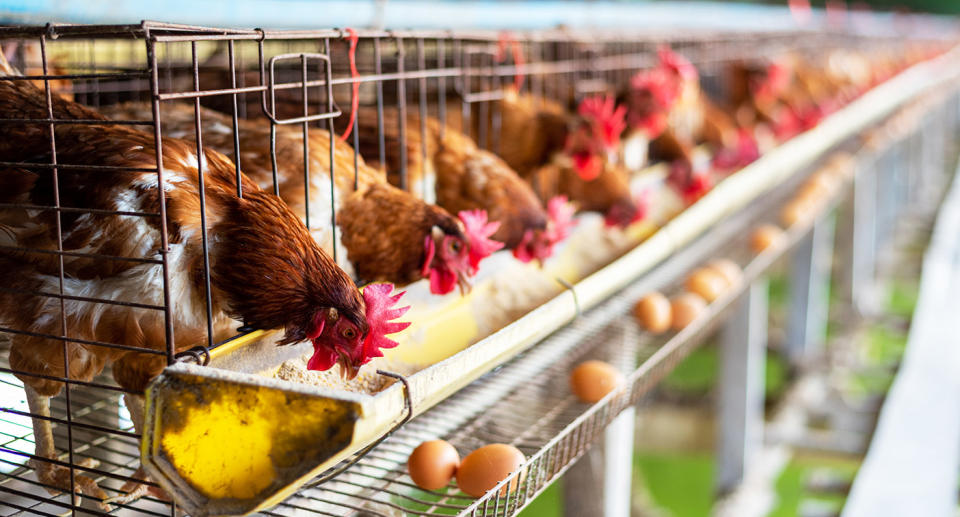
449,239 -> 462,253
342,327 -> 357,339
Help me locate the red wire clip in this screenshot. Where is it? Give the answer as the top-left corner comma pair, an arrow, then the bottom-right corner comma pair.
339,27 -> 360,142
496,31 -> 525,92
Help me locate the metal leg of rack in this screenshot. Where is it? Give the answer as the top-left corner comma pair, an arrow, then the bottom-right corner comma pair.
563,327 -> 636,517
851,163 -> 878,315
562,410 -> 635,517
603,407 -> 635,517
786,215 -> 836,364
716,278 -> 769,494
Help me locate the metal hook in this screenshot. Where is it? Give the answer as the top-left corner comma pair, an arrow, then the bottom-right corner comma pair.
304,369 -> 413,488
174,346 -> 211,366
554,277 -> 582,318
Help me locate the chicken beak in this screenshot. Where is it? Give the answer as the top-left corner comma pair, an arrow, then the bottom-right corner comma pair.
336,349 -> 361,381
456,270 -> 472,295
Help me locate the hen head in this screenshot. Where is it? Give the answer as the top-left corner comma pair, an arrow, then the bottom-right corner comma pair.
420,210 -> 501,295
566,95 -> 627,181
627,68 -> 678,139
513,196 -> 577,264
667,160 -> 713,205
751,61 -> 792,106
657,46 -> 699,83
302,284 -> 410,379
712,128 -> 761,172
604,189 -> 647,229
421,224 -> 471,295
223,190 -> 406,380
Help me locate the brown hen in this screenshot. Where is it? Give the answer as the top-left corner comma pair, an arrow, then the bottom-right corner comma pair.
102,102 -> 500,294
0,60 -> 408,508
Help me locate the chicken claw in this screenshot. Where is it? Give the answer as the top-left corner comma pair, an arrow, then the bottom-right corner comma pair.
104,466 -> 168,506
31,456 -> 112,511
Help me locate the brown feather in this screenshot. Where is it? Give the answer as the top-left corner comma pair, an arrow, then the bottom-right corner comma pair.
0,78 -> 363,394
339,106 -> 548,249
101,102 -> 466,286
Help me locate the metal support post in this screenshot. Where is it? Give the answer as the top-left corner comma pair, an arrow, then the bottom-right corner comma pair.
716,278 -> 769,494
786,215 -> 836,363
851,160 -> 879,315
564,323 -> 636,517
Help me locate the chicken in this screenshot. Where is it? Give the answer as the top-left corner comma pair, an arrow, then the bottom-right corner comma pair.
479,89 -> 569,177
1,42 -> 74,101
101,102 -> 500,294
335,106 -> 574,264
525,159 -> 640,228
0,58 -> 409,508
620,47 -> 754,203
726,57 -> 819,144
454,90 -> 640,228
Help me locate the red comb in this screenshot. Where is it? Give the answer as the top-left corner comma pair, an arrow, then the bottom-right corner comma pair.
360,283 -> 411,361
459,210 -> 504,274
578,95 -> 628,150
546,195 -> 577,243
496,31 -> 525,91
657,46 -> 698,82
630,68 -> 679,109
628,68 -> 677,138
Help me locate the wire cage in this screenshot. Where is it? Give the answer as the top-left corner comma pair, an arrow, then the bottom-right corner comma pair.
0,18 -> 955,517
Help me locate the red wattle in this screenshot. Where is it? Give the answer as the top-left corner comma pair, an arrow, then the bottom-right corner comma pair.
306,344 -> 337,371
429,267 -> 458,295
573,153 -> 602,181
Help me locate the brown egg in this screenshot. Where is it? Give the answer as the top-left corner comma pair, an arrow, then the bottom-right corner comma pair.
809,170 -> 839,196
750,224 -> 785,254
634,292 -> 672,334
827,152 -> 855,180
456,444 -> 526,497
570,360 -> 625,403
408,440 -> 461,491
707,259 -> 743,288
780,197 -> 811,227
685,268 -> 726,302
671,293 -> 707,330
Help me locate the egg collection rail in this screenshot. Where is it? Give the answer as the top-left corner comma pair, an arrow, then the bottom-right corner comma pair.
0,17 -> 957,517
